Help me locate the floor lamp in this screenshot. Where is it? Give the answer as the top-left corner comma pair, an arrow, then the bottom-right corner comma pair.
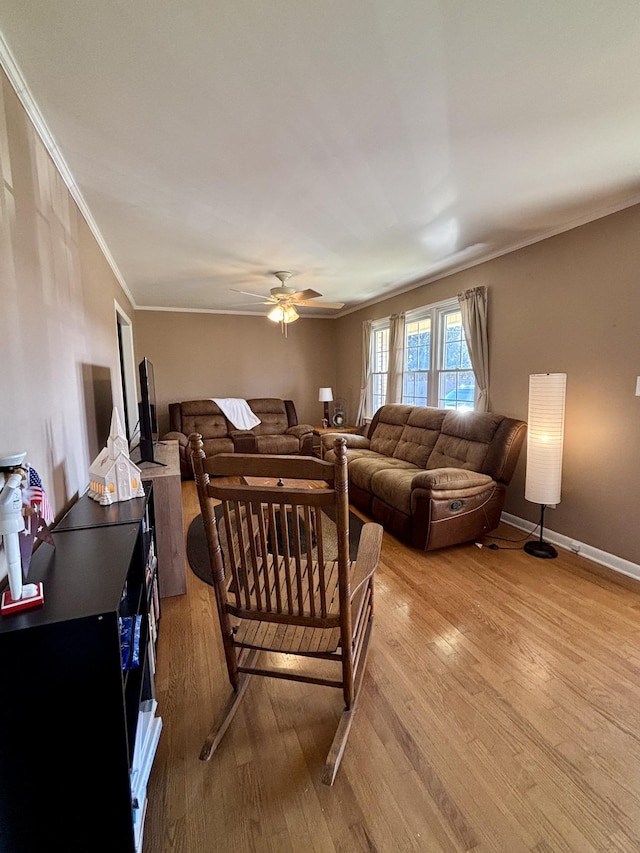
524,373 -> 566,558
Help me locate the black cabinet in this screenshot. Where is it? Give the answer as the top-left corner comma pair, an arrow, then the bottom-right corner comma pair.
0,487 -> 161,852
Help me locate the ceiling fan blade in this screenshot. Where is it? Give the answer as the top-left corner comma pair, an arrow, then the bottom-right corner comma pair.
230,280 -> 343,313
296,299 -> 345,310
230,287 -> 273,300
290,289 -> 322,301
230,288 -> 277,304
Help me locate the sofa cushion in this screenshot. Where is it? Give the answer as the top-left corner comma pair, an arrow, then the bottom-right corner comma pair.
369,468 -> 420,515
180,402 -> 229,440
254,434 -> 302,454
392,407 -> 447,466
323,447 -> 379,465
248,398 -> 289,436
201,437 -> 235,458
427,411 -> 503,472
347,455 -> 417,493
369,405 -> 414,457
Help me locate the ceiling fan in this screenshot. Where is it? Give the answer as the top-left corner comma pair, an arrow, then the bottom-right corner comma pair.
231,271 -> 344,336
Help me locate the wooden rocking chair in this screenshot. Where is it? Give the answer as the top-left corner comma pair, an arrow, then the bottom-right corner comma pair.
189,432 -> 382,785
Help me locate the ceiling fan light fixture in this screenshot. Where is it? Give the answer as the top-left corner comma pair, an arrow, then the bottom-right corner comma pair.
239,270 -> 340,336
268,305 -> 284,323
268,303 -> 299,336
268,304 -> 299,324
282,305 -> 299,323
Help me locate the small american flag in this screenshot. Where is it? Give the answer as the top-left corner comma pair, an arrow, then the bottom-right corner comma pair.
25,466 -> 55,525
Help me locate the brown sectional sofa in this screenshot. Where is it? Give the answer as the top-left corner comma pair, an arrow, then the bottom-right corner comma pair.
164,398 -> 314,479
322,404 -> 526,551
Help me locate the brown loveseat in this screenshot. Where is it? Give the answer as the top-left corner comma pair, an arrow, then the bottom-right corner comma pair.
164,398 -> 314,479
322,404 -> 526,551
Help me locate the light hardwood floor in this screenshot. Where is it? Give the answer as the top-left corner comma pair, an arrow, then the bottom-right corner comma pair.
144,481 -> 640,852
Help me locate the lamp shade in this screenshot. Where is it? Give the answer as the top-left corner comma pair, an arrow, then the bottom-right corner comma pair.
525,373 -> 566,506
318,387 -> 333,402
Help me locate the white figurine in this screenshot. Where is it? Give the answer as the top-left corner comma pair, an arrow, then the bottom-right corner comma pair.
0,452 -> 40,604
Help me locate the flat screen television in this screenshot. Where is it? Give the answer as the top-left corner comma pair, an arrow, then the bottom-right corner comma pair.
137,357 -> 159,464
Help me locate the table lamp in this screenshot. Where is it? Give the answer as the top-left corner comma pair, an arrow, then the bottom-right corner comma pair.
319,388 -> 333,427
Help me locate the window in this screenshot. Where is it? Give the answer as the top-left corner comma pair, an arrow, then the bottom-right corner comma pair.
370,322 -> 389,415
403,316 -> 431,406
368,299 -> 474,418
438,306 -> 474,409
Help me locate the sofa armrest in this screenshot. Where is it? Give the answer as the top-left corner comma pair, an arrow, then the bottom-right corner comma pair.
321,433 -> 370,453
411,467 -> 495,499
229,430 -> 257,453
286,423 -> 314,455
162,430 -> 188,449
286,423 -> 313,439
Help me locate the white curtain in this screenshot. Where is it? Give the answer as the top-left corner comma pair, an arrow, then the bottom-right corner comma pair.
355,320 -> 372,426
385,312 -> 405,404
458,286 -> 489,412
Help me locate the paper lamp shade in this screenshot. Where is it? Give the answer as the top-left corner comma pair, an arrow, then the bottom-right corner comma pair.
525,373 -> 567,506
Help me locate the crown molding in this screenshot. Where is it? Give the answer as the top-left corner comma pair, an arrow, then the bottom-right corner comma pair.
135,305 -> 335,318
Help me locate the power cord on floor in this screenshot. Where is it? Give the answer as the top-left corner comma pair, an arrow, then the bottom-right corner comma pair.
475,519 -> 541,550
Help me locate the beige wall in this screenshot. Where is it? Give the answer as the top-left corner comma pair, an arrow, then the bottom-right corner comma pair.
335,204 -> 640,564
0,69 -> 135,529
133,311 -> 338,434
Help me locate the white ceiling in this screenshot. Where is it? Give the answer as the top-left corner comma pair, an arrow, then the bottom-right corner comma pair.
1,1 -> 640,317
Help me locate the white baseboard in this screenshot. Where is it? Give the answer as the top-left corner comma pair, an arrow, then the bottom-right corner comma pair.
501,512 -> 640,583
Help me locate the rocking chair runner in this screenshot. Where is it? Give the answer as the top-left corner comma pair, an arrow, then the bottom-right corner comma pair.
189,432 -> 382,785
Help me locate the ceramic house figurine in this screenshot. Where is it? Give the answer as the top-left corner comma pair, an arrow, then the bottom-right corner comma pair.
88,407 -> 145,505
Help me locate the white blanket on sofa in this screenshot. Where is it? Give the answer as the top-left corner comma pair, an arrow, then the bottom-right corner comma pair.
211,398 -> 261,430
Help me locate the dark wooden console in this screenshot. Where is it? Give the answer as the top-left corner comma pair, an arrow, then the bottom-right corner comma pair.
0,486 -> 161,852
139,439 -> 186,597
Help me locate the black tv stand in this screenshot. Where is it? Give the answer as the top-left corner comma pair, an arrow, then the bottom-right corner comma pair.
132,440 -> 167,468
139,458 -> 167,468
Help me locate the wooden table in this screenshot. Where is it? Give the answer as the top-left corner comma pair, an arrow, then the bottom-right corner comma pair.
139,440 -> 187,597
241,476 -> 328,546
243,475 -> 328,490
